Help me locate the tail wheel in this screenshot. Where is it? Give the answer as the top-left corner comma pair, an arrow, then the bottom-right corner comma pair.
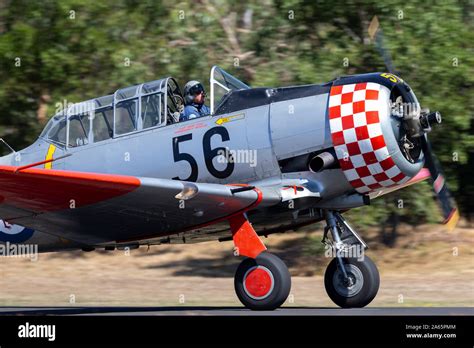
234,252 -> 291,310
324,255 -> 380,308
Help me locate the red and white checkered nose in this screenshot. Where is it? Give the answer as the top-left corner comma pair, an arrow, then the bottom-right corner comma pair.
328,82 -> 412,194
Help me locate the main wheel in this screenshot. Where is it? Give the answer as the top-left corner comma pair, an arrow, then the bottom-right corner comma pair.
324,255 -> 380,308
234,252 -> 291,310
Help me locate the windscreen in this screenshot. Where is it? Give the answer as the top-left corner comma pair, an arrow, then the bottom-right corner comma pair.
210,66 -> 250,114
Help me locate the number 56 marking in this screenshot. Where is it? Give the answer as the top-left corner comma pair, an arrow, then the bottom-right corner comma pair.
172,126 -> 234,181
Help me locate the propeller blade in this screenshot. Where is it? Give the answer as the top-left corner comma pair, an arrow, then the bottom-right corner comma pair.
420,135 -> 459,230
368,16 -> 397,74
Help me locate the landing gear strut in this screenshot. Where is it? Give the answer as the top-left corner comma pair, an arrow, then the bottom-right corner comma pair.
322,210 -> 380,308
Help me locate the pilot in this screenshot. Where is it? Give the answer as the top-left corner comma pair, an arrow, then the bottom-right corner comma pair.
180,80 -> 211,121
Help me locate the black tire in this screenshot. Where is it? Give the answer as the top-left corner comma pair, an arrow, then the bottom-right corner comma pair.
324,255 -> 380,308
234,252 -> 291,310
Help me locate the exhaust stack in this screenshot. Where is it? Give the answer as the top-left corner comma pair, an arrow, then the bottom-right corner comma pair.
308,151 -> 335,173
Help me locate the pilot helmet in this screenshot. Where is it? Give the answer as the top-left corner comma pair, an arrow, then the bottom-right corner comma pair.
183,80 -> 206,105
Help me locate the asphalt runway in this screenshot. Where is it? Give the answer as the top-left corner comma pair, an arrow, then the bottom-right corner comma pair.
0,306 -> 472,316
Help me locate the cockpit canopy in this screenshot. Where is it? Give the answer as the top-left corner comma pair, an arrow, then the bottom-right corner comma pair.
40,66 -> 249,148
40,77 -> 180,148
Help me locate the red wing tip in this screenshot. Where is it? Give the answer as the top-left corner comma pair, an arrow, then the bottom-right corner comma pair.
0,164 -> 141,187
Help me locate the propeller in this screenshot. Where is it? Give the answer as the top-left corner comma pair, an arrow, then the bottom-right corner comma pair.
368,16 -> 459,230
420,133 -> 459,230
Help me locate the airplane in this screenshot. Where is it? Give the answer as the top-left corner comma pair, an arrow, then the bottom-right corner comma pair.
0,65 -> 459,310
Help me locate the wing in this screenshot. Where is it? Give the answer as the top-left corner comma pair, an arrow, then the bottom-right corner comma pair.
0,165 -> 279,247
0,163 -> 433,249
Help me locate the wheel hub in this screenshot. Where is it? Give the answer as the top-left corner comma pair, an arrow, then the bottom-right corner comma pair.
243,266 -> 275,300
333,264 -> 364,297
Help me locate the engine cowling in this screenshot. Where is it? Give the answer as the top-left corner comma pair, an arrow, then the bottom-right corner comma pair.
328,79 -> 424,194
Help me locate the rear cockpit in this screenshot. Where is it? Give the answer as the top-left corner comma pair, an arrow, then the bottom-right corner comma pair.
39,77 -> 183,149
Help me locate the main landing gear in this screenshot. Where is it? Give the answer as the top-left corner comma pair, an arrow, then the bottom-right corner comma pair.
229,214 -> 291,310
322,210 -> 380,308
228,209 -> 379,310
234,252 -> 291,310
